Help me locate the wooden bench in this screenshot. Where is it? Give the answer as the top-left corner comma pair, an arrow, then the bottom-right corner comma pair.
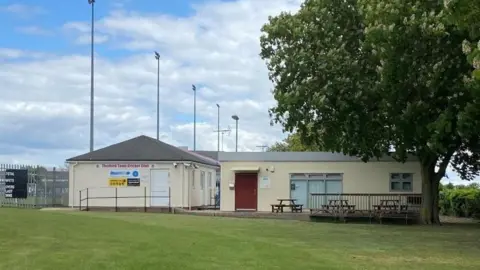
322,200 -> 356,215
291,204 -> 303,213
373,200 -> 411,224
271,203 -> 304,213
322,204 -> 356,211
271,204 -> 283,213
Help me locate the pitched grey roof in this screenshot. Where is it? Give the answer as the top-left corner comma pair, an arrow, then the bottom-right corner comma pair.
193,151 -> 219,161
66,135 -> 219,167
187,151 -> 220,166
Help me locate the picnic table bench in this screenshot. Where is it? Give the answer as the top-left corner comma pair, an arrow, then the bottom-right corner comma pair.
322,199 -> 356,214
373,199 -> 411,224
271,199 -> 303,213
373,199 -> 408,213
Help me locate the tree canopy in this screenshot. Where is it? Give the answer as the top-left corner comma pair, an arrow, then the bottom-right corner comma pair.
260,0 -> 480,224
268,133 -> 323,152
444,0 -> 480,78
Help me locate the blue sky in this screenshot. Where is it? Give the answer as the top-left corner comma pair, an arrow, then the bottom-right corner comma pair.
1,0 -> 203,53
0,0 -> 477,185
0,0 -> 290,167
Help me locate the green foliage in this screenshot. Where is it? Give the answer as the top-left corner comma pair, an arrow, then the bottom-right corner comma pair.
261,0 -> 380,159
260,0 -> 480,223
439,183 -> 480,218
260,0 -> 479,177
268,133 -> 324,152
444,0 -> 480,77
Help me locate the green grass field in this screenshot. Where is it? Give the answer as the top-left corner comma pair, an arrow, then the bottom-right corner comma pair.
0,209 -> 479,270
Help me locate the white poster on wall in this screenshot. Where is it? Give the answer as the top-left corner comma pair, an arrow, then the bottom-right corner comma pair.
108,169 -> 141,187
259,176 -> 270,189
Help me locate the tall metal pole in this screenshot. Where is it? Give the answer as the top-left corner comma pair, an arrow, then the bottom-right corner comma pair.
232,115 -> 239,152
216,104 -> 220,152
88,0 -> 95,152
192,85 -> 196,150
155,52 -> 160,140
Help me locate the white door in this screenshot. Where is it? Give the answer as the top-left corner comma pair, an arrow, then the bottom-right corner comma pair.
150,170 -> 170,207
290,180 -> 308,207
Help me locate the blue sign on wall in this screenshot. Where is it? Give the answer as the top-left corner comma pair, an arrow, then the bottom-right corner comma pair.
109,170 -> 140,177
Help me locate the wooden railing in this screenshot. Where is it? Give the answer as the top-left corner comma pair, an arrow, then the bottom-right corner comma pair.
309,193 -> 422,212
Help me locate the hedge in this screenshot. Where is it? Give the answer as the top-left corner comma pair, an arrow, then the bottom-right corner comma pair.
439,187 -> 480,218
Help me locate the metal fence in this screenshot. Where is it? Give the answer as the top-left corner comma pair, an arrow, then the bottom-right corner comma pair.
309,193 -> 422,212
0,164 -> 69,208
79,187 -> 171,212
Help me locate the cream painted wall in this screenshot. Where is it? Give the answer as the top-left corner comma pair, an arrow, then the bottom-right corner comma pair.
220,161 -> 422,212
68,161 -> 217,208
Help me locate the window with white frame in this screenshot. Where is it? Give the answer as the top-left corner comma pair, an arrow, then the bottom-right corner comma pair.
390,173 -> 413,192
200,171 -> 205,190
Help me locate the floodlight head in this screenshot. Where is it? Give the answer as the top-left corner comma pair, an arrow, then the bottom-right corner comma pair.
192,84 -> 196,91
232,115 -> 239,121
216,103 -> 220,108
154,51 -> 160,59
88,0 -> 95,4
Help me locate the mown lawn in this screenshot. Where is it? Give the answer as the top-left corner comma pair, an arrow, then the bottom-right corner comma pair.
0,209 -> 479,270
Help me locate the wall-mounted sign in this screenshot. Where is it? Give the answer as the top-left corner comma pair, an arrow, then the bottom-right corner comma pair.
109,170 -> 140,178
127,178 -> 140,186
108,170 -> 141,187
102,164 -> 151,168
108,178 -> 127,187
259,176 -> 270,189
4,169 -> 28,198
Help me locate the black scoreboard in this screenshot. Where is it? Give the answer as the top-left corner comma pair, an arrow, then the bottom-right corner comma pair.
4,169 -> 28,199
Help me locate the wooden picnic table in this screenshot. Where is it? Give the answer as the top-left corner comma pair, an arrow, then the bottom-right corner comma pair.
322,199 -> 356,214
271,198 -> 303,213
373,199 -> 408,212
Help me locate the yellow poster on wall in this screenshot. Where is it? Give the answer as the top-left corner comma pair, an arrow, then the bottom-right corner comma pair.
108,178 -> 127,187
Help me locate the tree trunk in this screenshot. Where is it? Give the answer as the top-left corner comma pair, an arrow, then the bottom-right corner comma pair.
420,161 -> 441,225
431,177 -> 441,224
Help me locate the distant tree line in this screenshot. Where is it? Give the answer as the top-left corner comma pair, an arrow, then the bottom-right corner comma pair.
268,132 -> 324,152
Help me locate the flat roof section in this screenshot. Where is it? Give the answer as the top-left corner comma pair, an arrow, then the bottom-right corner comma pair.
218,152 -> 419,162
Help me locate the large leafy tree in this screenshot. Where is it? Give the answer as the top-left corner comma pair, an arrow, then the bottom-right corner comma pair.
260,0 -> 480,224
444,0 -> 480,79
268,133 -> 323,152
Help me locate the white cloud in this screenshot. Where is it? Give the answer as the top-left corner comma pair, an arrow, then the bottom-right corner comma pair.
0,48 -> 51,60
0,48 -> 24,59
1,0 -> 303,167
1,0 -> 478,184
0,4 -> 46,18
16,26 -> 54,36
63,21 -> 109,45
75,34 -> 109,45
63,22 -> 90,33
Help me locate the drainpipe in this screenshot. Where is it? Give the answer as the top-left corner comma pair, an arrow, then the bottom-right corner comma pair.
188,166 -> 191,210
182,164 -> 185,208
71,162 -> 78,209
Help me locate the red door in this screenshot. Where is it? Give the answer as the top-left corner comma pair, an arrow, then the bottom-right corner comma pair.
235,173 -> 258,211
